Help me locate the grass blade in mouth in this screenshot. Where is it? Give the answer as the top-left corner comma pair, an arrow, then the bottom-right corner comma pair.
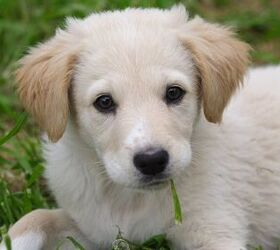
170,179 -> 183,225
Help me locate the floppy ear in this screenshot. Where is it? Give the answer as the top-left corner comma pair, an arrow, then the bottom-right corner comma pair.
180,17 -> 250,123
16,30 -> 79,142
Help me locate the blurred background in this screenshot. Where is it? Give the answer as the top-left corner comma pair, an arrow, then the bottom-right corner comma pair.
0,0 -> 280,239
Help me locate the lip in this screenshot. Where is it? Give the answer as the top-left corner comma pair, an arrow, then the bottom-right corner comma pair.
123,177 -> 170,192
139,174 -> 170,189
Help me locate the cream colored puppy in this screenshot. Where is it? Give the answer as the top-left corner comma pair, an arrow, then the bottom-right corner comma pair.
2,5 -> 280,250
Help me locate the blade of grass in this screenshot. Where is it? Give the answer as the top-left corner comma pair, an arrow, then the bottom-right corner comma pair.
4,234 -> 12,250
170,179 -> 182,225
0,113 -> 27,146
65,236 -> 86,250
56,236 -> 86,250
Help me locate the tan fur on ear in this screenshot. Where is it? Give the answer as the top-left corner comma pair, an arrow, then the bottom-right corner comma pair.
16,30 -> 78,142
181,17 -> 251,123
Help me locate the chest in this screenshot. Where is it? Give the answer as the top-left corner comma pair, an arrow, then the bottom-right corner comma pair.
68,189 -> 174,248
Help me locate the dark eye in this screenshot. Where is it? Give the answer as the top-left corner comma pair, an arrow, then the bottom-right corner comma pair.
165,86 -> 186,104
94,95 -> 116,113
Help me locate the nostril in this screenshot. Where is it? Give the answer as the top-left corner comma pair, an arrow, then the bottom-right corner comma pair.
133,148 -> 169,176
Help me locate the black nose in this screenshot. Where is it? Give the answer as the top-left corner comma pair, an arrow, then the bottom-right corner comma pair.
133,148 -> 169,176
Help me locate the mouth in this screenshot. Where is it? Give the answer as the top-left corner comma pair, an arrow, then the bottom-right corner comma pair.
138,174 -> 170,189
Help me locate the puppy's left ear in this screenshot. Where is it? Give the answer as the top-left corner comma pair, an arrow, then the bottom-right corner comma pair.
16,30 -> 79,142
180,17 -> 251,123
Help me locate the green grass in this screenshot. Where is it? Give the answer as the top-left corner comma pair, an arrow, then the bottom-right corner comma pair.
0,0 -> 279,249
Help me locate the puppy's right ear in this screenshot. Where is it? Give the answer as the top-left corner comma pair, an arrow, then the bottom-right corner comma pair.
16,30 -> 79,142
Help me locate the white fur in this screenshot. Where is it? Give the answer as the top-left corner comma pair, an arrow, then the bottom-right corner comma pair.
7,5 -> 280,250
44,64 -> 280,249
0,232 -> 45,250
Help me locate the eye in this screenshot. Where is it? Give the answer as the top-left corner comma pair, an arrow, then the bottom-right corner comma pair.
94,95 -> 116,113
165,86 -> 186,104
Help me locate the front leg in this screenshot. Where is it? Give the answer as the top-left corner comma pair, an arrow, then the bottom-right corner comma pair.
0,209 -> 94,250
167,209 -> 248,250
190,241 -> 246,250
169,226 -> 247,250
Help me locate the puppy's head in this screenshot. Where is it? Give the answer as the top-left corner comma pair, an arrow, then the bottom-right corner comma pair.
17,6 -> 250,189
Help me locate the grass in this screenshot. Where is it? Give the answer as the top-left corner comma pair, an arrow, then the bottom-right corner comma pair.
0,0 -> 279,249
111,231 -> 171,250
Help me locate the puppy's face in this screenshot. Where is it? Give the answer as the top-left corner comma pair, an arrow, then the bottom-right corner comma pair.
74,30 -> 198,188
16,6 -> 250,189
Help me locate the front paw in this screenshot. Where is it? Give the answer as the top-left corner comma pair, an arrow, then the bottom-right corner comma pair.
192,242 -> 246,250
0,231 -> 46,250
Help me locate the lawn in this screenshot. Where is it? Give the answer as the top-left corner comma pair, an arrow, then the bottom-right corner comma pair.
0,0 -> 279,249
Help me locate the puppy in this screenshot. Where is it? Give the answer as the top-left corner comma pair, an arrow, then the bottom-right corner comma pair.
2,5 -> 280,250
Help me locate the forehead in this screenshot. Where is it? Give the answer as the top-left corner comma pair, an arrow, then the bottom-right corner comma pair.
79,27 -> 191,75
71,7 -> 195,92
